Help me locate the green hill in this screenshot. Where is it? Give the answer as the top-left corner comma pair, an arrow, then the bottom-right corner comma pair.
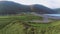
0,15 -> 60,34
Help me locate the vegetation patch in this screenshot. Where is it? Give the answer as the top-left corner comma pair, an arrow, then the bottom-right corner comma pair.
0,15 -> 60,34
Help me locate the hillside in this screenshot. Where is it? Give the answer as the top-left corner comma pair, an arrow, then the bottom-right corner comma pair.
54,8 -> 60,14
0,15 -> 60,34
30,4 -> 57,14
0,1 -> 57,15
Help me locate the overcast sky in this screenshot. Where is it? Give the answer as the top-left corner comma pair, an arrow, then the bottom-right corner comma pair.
0,0 -> 60,9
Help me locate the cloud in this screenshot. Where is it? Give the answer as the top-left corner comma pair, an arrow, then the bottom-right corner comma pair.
46,0 -> 60,8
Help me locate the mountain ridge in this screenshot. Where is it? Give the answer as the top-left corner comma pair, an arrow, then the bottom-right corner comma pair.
0,1 -> 57,15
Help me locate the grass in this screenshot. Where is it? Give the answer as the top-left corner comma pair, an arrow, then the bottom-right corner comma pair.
0,15 -> 60,34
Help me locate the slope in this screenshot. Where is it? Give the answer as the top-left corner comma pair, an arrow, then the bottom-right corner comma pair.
0,15 -> 60,34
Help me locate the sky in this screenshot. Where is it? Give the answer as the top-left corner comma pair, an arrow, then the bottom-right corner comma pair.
0,0 -> 60,9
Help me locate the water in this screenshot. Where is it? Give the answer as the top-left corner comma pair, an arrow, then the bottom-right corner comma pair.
44,14 -> 60,16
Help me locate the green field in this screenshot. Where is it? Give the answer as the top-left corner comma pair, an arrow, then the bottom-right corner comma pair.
0,15 -> 60,34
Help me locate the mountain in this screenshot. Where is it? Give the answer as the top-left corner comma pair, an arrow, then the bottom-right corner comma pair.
30,4 -> 57,14
53,8 -> 60,14
0,1 -> 31,15
0,1 -> 57,15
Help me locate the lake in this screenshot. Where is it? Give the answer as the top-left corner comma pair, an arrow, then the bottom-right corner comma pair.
44,14 -> 60,16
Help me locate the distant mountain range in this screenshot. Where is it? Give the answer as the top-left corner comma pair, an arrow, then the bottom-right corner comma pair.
30,4 -> 57,14
0,1 -> 58,15
53,8 -> 60,14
